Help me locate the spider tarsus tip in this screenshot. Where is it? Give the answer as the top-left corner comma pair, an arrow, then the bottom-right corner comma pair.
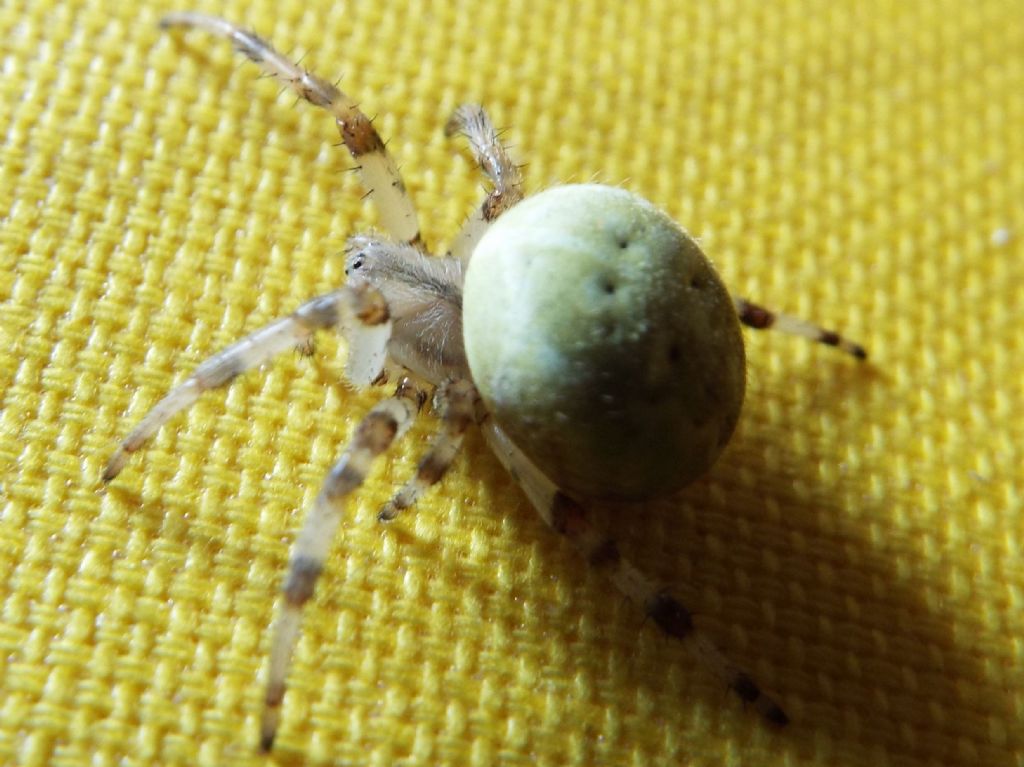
102,450 -> 128,482
258,733 -> 275,753
851,345 -> 868,361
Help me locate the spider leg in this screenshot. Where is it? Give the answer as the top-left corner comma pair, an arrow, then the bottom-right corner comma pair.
260,378 -> 424,751
160,12 -> 422,245
378,378 -> 480,522
103,285 -> 391,482
482,421 -> 790,727
445,104 -> 524,263
734,296 -> 867,360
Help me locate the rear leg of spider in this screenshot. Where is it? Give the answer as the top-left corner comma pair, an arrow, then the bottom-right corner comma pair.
103,285 -> 391,482
735,296 -> 867,360
160,12 -> 421,244
482,421 -> 789,727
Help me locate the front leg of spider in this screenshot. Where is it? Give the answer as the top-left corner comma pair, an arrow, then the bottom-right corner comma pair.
445,104 -> 525,263
160,11 -> 422,245
103,284 -> 392,482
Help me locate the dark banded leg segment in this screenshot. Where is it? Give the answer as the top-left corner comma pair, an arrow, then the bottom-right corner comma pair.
482,421 -> 789,727
378,378 -> 479,522
103,285 -> 391,482
260,379 -> 423,751
445,104 -> 524,263
160,13 -> 421,244
734,296 -> 867,360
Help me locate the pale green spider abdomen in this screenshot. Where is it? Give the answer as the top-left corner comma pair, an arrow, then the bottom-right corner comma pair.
463,184 -> 746,501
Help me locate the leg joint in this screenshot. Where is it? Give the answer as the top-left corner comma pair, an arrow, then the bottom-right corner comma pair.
283,556 -> 323,606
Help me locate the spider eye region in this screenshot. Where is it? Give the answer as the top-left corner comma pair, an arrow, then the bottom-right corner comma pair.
344,255 -> 365,276
463,184 -> 746,501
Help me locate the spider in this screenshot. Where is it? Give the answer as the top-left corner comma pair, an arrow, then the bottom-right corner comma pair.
104,12 -> 868,752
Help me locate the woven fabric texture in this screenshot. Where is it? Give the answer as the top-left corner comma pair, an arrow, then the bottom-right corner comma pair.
1,1 -> 1022,765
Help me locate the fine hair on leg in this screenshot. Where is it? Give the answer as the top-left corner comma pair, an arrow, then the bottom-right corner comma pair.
445,104 -> 524,262
161,12 -> 423,245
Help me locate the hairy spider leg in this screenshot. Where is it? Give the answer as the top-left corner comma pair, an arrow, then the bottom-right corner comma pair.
161,12 -> 422,245
445,104 -> 525,263
103,285 -> 391,482
261,377 -> 426,751
482,420 -> 790,727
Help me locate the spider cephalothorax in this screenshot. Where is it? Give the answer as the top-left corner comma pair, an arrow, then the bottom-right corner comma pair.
105,12 -> 867,751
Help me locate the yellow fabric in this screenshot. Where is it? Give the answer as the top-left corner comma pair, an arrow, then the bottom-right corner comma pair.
1,0 -> 1021,764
